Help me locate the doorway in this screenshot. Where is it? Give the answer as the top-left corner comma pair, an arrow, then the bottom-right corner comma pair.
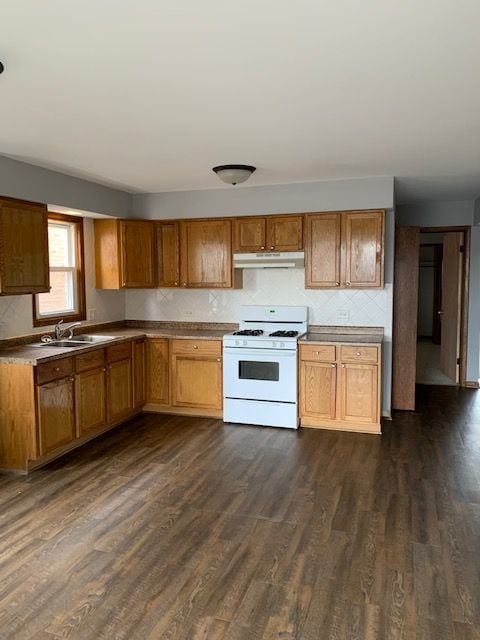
416,231 -> 464,386
392,225 -> 470,410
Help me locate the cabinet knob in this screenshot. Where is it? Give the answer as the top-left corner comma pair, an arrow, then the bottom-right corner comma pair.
182,283 -> 187,287
103,367 -> 107,372
193,345 -> 198,349
54,367 -> 60,372
217,358 -> 221,362
346,282 -> 351,286
260,246 -> 265,250
174,281 -> 178,286
335,282 -> 340,286
342,364 -> 346,368
69,377 -> 75,382
356,352 -> 361,356
270,246 -> 275,250
331,363 -> 336,367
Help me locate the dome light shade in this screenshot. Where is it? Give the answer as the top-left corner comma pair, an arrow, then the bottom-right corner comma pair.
212,164 -> 256,185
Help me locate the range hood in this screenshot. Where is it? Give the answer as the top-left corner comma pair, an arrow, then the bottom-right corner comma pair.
234,251 -> 305,269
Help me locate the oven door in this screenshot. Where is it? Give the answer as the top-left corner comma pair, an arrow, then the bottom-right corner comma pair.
223,347 -> 297,403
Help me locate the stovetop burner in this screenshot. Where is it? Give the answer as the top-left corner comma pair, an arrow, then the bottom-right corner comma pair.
233,329 -> 264,336
269,330 -> 299,338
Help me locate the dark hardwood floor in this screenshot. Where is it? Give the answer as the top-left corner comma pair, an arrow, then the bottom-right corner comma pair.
1,385 -> 480,639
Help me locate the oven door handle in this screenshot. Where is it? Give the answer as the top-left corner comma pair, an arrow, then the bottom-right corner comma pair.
223,348 -> 297,358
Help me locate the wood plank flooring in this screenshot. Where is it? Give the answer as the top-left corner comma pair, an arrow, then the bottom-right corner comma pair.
1,385 -> 480,639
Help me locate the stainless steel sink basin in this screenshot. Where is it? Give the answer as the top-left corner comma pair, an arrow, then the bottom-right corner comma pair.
31,340 -> 87,348
30,335 -> 122,348
73,334 -> 120,343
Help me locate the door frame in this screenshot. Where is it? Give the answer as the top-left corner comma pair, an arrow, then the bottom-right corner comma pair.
392,225 -> 471,410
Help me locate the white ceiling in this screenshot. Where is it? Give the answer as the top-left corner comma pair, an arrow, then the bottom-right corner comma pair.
1,1 -> 480,203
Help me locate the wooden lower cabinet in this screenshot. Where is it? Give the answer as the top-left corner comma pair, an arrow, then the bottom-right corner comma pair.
145,338 -> 222,417
338,363 -> 378,425
76,367 -> 107,436
299,343 -> 381,433
299,360 -> 337,421
107,358 -> 133,422
133,339 -> 147,408
146,339 -> 169,405
37,377 -> 76,456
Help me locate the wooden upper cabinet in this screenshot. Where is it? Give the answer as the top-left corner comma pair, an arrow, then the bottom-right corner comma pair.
305,210 -> 384,289
94,219 -> 155,289
233,217 -> 266,252
305,213 -> 342,288
342,211 -> 384,288
0,197 -> 49,295
156,221 -> 180,287
233,215 -> 303,253
180,219 -> 235,288
266,215 -> 303,251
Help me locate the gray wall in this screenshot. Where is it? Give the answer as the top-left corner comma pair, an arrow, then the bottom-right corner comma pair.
397,201 -> 479,382
0,155 -> 132,217
132,177 -> 394,219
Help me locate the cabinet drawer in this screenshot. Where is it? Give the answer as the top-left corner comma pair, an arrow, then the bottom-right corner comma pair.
36,357 -> 74,385
75,348 -> 105,373
299,344 -> 336,362
340,345 -> 379,364
106,342 -> 132,363
171,339 -> 222,357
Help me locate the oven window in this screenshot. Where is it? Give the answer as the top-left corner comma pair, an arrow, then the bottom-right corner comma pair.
238,360 -> 279,381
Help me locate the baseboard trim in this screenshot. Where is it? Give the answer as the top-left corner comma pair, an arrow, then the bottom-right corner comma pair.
465,380 -> 480,389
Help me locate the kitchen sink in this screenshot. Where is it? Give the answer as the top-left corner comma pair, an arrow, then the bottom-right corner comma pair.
73,334 -> 120,343
30,335 -> 122,348
31,340 -> 87,348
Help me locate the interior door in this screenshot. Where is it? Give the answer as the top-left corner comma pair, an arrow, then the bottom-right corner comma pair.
440,233 -> 463,382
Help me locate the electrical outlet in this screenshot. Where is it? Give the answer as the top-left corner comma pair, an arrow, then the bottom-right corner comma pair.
338,310 -> 350,322
88,308 -> 96,321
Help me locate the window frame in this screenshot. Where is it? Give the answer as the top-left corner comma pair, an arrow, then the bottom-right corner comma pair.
33,213 -> 86,327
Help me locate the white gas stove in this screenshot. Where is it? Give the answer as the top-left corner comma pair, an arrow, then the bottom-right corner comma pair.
223,305 -> 308,429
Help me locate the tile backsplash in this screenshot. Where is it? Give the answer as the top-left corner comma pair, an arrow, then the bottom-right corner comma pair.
126,269 -> 392,333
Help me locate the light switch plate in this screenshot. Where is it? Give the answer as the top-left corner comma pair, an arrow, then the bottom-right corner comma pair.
338,310 -> 350,322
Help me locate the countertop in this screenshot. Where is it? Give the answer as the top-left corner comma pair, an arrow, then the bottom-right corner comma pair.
0,327 -> 229,365
300,331 -> 383,345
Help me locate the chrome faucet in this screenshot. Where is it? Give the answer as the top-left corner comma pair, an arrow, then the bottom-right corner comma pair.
54,320 -> 82,340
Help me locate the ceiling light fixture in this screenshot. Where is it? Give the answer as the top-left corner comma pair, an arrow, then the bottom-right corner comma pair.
212,164 -> 256,185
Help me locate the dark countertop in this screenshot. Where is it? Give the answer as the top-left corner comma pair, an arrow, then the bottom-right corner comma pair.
0,327 -> 229,365
300,331 -> 383,345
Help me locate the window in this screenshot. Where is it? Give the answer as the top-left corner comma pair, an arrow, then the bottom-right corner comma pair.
33,213 -> 86,326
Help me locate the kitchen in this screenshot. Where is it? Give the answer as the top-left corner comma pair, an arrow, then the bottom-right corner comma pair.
2,2 -> 480,638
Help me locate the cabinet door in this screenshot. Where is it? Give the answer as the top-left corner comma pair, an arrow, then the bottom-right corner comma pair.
342,211 -> 384,288
0,198 -> 49,295
171,355 -> 222,410
133,340 -> 146,408
266,215 -> 303,252
120,221 -> 156,288
233,217 -> 266,252
299,360 -> 337,420
305,214 -> 341,288
107,358 -> 133,422
338,363 -> 378,425
146,339 -> 169,405
76,367 -> 107,436
37,377 -> 75,456
156,221 -> 180,287
180,219 -> 233,288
